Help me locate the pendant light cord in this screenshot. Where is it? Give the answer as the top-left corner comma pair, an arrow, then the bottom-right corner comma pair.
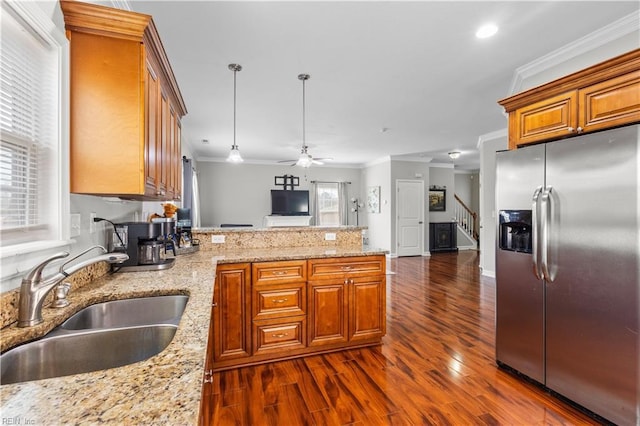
233,67 -> 237,149
302,76 -> 306,148
298,74 -> 310,152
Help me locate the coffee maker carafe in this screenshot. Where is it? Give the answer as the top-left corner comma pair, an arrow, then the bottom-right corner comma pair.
112,222 -> 176,272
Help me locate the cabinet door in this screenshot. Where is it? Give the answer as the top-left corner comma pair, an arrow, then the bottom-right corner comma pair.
349,276 -> 386,341
509,90 -> 578,148
579,70 -> 640,133
144,59 -> 160,197
157,90 -> 169,197
199,300 -> 216,425
308,280 -> 348,347
213,263 -> 251,362
175,119 -> 182,201
167,104 -> 178,199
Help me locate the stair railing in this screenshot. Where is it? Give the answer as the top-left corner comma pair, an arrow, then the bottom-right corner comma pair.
454,194 -> 479,241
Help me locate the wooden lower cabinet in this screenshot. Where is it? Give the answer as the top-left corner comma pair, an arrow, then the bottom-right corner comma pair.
206,256 -> 386,373
200,255 -> 385,423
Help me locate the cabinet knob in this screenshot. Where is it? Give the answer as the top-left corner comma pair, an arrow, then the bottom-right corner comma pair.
577,126 -> 583,133
567,127 -> 575,133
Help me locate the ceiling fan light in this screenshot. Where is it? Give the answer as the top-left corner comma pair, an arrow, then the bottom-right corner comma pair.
448,151 -> 461,160
226,145 -> 243,163
296,152 -> 313,168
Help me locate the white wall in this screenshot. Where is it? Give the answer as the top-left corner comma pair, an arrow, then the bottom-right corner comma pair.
196,161 -> 361,227
454,171 -> 480,215
361,160 -> 391,251
478,130 -> 508,278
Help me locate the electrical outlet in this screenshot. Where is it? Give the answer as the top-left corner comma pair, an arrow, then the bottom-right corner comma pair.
70,214 -> 81,237
89,212 -> 97,233
212,235 -> 225,244
325,232 -> 337,241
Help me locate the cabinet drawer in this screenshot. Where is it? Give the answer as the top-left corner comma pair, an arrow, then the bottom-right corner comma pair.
253,282 -> 306,319
308,256 -> 385,280
253,316 -> 306,354
252,260 -> 307,285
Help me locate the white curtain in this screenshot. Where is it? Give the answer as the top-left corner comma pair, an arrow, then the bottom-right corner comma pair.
310,183 -> 319,226
338,182 -> 349,225
311,181 -> 350,226
191,170 -> 201,228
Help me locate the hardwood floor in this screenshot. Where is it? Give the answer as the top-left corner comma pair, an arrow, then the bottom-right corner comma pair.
205,251 -> 600,425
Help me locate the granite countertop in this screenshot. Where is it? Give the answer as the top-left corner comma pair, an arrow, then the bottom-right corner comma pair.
193,225 -> 367,233
0,246 -> 386,425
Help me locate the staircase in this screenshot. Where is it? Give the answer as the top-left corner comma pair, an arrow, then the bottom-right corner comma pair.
454,194 -> 479,249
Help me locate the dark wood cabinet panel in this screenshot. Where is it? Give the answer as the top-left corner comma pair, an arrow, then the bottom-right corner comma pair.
430,222 -> 458,253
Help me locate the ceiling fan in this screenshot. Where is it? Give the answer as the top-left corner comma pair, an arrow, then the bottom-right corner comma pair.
278,74 -> 331,167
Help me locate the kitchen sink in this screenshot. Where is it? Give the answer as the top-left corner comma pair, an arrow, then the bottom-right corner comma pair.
0,325 -> 177,385
1,295 -> 189,385
58,295 -> 189,330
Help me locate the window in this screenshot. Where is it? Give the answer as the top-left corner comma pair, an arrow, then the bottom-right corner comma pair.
0,3 -> 60,247
316,183 -> 339,226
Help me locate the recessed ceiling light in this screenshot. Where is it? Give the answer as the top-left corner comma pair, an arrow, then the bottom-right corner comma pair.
476,23 -> 498,39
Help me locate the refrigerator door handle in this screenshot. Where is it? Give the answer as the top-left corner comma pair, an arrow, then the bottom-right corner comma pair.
540,185 -> 555,282
531,186 -> 543,280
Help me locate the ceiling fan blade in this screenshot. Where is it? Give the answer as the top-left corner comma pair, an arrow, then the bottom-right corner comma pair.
277,159 -> 296,163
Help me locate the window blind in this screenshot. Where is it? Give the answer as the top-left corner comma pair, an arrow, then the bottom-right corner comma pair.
0,5 -> 57,244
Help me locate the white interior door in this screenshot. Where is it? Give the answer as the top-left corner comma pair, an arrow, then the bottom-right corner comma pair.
396,180 -> 424,256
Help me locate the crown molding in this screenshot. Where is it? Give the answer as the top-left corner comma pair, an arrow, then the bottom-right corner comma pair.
476,128 -> 507,149
107,0 -> 132,11
509,10 -> 640,95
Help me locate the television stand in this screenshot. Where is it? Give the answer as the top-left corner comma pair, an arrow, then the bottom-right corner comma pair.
263,215 -> 312,227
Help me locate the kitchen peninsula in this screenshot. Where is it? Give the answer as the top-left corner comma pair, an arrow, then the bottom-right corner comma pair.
0,226 -> 386,424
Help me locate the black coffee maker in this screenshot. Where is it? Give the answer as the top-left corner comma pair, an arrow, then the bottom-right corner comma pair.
112,222 -> 176,271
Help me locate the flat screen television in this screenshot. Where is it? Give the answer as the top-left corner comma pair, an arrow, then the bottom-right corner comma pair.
270,190 -> 310,216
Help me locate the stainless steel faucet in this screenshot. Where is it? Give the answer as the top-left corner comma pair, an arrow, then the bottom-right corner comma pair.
17,245 -> 129,327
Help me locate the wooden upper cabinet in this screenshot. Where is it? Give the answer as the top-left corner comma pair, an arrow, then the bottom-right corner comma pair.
60,1 -> 187,200
500,49 -> 640,149
509,91 -> 578,146
579,70 -> 640,133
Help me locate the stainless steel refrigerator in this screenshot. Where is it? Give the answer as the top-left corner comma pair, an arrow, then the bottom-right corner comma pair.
495,124 -> 639,425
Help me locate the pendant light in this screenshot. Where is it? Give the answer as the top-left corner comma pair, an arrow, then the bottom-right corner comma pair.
226,63 -> 243,163
296,73 -> 313,168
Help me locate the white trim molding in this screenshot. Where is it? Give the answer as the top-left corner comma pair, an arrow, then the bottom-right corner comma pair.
509,10 -> 640,95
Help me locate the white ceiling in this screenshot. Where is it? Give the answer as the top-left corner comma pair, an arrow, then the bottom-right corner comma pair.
127,1 -> 639,170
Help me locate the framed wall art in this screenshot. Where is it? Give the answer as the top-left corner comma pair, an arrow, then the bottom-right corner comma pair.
367,186 -> 380,213
429,188 -> 446,211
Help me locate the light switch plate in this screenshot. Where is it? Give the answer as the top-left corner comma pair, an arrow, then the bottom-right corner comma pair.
70,214 -> 81,237
325,232 -> 337,241
212,235 -> 225,244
